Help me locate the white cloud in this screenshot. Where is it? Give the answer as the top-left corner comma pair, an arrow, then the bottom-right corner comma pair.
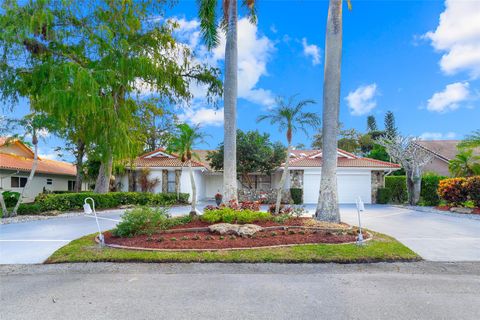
39,148 -> 61,160
178,107 -> 224,127
171,16 -> 276,124
419,132 -> 457,140
425,0 -> 480,78
427,82 -> 470,113
212,18 -> 276,107
345,83 -> 378,116
301,38 -> 321,66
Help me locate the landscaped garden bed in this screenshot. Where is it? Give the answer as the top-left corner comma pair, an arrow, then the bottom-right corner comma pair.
103,220 -> 365,251
46,204 -> 420,263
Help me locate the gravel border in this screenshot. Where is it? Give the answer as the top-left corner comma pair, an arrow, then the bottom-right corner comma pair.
0,208 -> 127,225
392,205 -> 480,221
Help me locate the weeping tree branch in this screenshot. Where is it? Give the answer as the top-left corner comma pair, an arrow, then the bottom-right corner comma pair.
377,135 -> 434,205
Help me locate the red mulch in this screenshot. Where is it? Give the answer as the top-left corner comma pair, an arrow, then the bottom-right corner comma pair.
105,228 -> 366,250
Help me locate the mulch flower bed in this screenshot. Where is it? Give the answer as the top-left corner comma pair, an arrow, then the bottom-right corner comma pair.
435,205 -> 480,214
104,218 -> 366,250
168,217 -> 350,230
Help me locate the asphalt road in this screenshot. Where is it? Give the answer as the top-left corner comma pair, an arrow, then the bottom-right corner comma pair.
2,204 -> 480,263
1,262 -> 479,320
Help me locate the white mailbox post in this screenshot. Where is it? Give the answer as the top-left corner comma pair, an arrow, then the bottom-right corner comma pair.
355,197 -> 365,246
83,197 -> 105,247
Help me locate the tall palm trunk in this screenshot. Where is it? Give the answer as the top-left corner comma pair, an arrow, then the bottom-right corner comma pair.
223,0 -> 238,202
12,131 -> 39,217
188,160 -> 197,215
74,139 -> 85,192
0,190 -> 8,217
275,143 -> 292,215
94,154 -> 113,194
316,0 -> 343,223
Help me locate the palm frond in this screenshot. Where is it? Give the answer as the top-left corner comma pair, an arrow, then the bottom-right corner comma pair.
458,130 -> 480,149
242,0 -> 257,24
198,0 -> 219,49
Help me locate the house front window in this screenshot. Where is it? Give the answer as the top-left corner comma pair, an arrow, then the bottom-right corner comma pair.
68,180 -> 76,191
11,177 -> 27,188
46,178 -> 53,185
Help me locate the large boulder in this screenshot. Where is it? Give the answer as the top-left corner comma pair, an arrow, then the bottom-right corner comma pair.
208,223 -> 263,237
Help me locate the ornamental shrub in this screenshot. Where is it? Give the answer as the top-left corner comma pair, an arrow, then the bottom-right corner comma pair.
290,188 -> 303,205
201,207 -> 271,224
2,191 -> 20,207
268,204 -> 293,215
420,173 -> 446,206
437,178 -> 468,206
385,176 -> 407,203
464,176 -> 480,207
376,188 -> 391,204
16,203 -> 42,215
29,192 -> 189,213
112,207 -> 191,237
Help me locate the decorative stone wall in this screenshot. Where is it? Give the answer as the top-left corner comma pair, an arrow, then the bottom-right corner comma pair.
290,170 -> 304,189
371,171 -> 385,203
162,170 -> 168,193
238,188 -> 292,204
175,170 -> 181,194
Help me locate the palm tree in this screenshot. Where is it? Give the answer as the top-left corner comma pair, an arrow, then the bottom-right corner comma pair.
459,130 -> 480,149
167,124 -> 206,215
316,0 -> 351,223
257,96 -> 320,214
198,0 -> 257,202
449,149 -> 480,177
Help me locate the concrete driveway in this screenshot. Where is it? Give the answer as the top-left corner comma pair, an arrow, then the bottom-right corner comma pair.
1,204 -> 479,264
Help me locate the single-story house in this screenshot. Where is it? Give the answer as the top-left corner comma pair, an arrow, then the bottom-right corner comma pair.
0,137 -> 85,202
415,140 -> 462,177
120,148 -> 400,204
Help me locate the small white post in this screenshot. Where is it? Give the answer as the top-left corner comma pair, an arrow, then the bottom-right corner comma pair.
83,197 -> 104,247
355,196 -> 365,246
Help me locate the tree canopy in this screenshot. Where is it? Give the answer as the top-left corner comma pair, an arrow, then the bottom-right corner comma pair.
207,130 -> 286,188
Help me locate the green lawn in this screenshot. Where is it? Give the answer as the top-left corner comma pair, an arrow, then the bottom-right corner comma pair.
46,231 -> 420,264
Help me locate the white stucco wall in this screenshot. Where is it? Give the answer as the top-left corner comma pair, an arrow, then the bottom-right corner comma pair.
179,167 -> 204,202
0,170 -> 78,202
205,174 -> 223,199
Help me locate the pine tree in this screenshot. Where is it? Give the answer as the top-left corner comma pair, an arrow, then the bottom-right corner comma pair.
367,115 -> 377,132
384,111 -> 398,138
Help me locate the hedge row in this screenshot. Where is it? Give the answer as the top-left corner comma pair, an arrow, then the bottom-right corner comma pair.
438,176 -> 480,207
381,174 -> 446,206
15,192 -> 189,215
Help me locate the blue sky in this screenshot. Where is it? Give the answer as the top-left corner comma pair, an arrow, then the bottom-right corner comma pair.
2,0 -> 480,161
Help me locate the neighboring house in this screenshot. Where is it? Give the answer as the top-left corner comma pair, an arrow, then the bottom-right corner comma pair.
120,148 -> 400,204
0,137 -> 84,202
415,140 -> 462,177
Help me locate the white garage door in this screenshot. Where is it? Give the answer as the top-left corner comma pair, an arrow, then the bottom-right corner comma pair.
303,172 -> 372,204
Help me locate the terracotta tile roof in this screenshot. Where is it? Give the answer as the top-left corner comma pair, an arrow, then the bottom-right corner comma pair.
134,147 -> 399,170
134,148 -> 207,168
285,156 -> 400,168
134,157 -> 205,168
284,148 -> 400,169
0,153 -> 76,176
